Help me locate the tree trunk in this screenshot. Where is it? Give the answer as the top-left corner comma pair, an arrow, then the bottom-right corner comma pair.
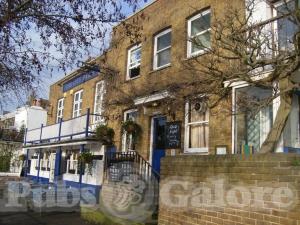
259,78 -> 293,153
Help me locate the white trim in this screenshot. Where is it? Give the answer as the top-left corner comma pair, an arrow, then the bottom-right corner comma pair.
223,71 -> 272,88
73,89 -> 83,118
231,83 -> 249,154
127,44 -> 142,80
0,172 -> 20,177
93,81 -> 105,124
153,28 -> 172,70
231,83 -> 275,154
187,9 -> 211,58
134,91 -> 169,105
56,98 -> 64,123
122,109 -> 138,152
23,141 -> 101,150
184,101 -> 209,153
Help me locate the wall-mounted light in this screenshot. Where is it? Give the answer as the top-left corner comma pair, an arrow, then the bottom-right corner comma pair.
63,93 -> 67,98
152,102 -> 158,107
70,90 -> 74,95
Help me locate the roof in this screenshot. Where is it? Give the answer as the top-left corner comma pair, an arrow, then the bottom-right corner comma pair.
113,0 -> 157,29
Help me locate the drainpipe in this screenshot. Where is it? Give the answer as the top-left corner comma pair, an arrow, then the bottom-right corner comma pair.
85,108 -> 90,138
25,149 -> 29,177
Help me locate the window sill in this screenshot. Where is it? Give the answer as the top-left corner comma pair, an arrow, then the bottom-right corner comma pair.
185,50 -> 209,60
125,75 -> 141,82
183,152 -> 209,155
184,148 -> 209,154
149,64 -> 171,74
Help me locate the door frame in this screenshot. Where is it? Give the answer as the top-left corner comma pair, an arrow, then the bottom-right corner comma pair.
149,115 -> 166,166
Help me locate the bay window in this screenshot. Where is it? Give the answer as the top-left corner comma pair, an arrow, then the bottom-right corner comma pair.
234,85 -> 273,154
274,0 -> 298,51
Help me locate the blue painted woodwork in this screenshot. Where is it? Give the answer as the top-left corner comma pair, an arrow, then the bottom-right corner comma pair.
85,108 -> 90,137
55,148 -> 62,177
25,149 -> 29,177
63,70 -> 98,92
152,116 -> 167,174
284,147 -> 300,153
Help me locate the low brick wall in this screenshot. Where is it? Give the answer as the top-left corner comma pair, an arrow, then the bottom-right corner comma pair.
159,154 -> 300,225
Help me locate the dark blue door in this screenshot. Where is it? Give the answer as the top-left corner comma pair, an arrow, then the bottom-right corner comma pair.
152,116 -> 166,174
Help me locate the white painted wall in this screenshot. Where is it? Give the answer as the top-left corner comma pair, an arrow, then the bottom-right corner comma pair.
15,106 -> 47,131
62,160 -> 103,186
246,0 -> 272,24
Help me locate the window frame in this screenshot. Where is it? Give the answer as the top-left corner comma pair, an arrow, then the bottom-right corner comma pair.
187,9 -> 211,58
232,83 -> 277,154
93,81 -> 105,124
127,44 -> 142,80
272,0 -> 297,51
184,101 -> 209,153
153,28 -> 172,70
122,109 -> 138,152
56,98 -> 64,123
72,89 -> 83,118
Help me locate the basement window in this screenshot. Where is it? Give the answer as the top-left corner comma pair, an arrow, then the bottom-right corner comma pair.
154,28 -> 172,70
127,44 -> 141,80
187,9 -> 211,57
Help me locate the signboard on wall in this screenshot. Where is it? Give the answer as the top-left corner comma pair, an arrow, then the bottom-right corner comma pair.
165,121 -> 181,149
63,70 -> 99,92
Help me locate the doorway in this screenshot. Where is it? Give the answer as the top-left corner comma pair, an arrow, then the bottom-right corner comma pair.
151,116 -> 166,174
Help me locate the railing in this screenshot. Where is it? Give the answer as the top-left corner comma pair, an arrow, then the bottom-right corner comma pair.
104,151 -> 160,182
104,151 -> 160,222
25,108 -> 105,146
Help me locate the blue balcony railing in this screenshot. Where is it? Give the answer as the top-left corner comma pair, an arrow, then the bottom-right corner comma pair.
24,108 -> 104,146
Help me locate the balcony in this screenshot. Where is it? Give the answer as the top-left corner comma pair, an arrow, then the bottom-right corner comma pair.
24,109 -> 103,146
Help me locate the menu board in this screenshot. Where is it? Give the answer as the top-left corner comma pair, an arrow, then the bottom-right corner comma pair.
165,122 -> 181,149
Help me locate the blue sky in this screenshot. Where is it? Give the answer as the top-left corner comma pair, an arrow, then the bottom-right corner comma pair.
3,0 -> 151,113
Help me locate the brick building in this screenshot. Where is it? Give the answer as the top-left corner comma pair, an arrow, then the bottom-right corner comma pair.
23,0 -> 300,199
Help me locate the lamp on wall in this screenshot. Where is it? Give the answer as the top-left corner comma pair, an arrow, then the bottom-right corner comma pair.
70,90 -> 74,95
63,93 -> 67,98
